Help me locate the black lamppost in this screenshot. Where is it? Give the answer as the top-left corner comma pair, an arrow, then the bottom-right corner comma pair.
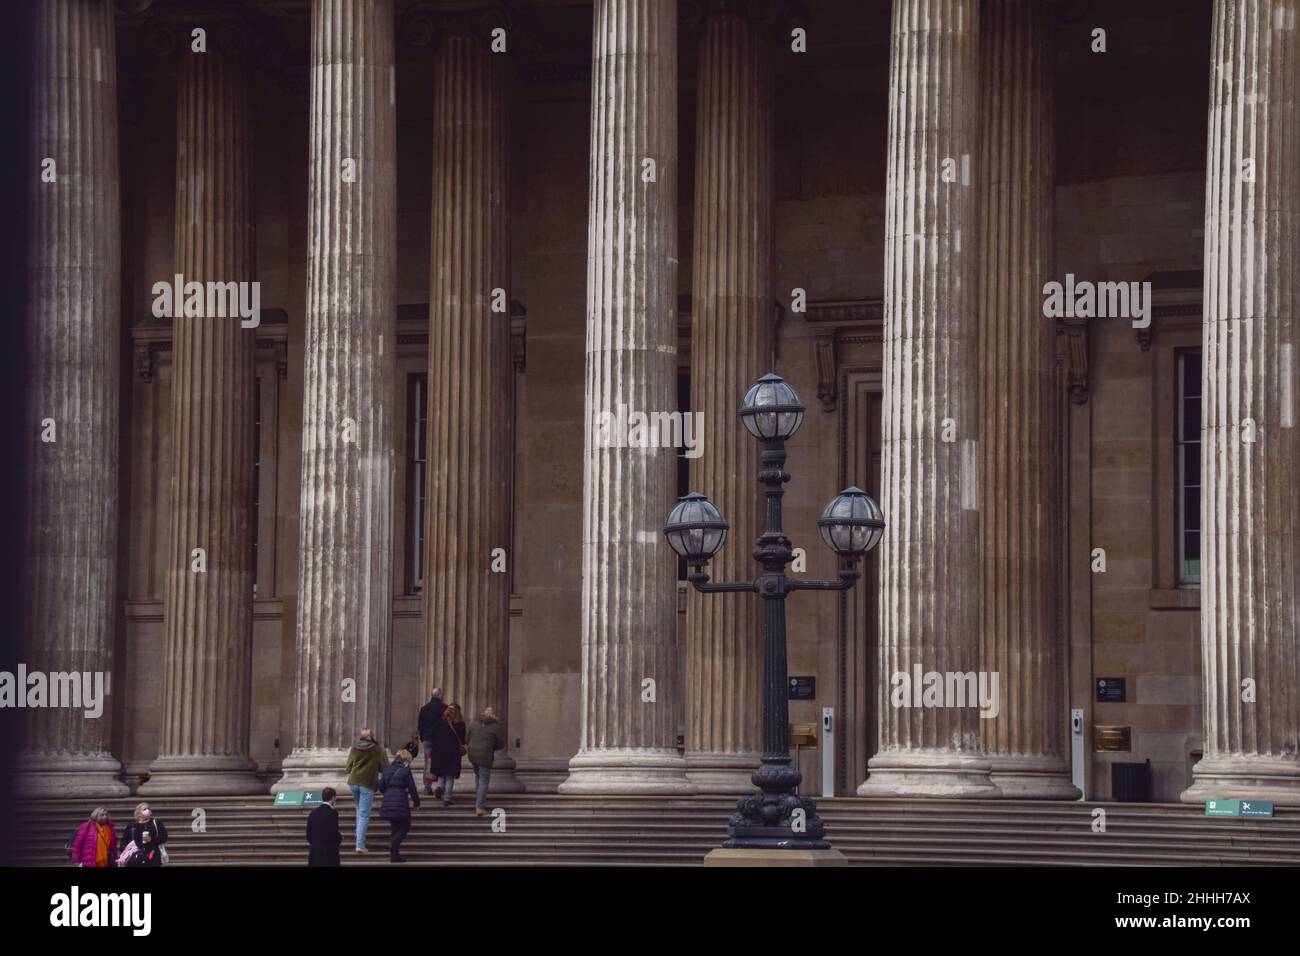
663,373 -> 885,851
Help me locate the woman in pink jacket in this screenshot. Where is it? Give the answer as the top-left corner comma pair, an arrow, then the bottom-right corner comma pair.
70,807 -> 117,867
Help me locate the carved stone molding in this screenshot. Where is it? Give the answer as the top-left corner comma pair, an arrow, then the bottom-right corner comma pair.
801,297 -> 883,412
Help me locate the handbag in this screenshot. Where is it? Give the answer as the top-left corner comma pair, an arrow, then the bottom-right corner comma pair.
117,840 -> 140,868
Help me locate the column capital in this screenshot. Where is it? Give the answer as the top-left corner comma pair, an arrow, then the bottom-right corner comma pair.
115,2 -> 298,92
681,0 -> 807,36
399,0 -> 527,55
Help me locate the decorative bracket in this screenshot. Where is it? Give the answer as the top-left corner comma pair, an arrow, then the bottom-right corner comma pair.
1060,317 -> 1090,404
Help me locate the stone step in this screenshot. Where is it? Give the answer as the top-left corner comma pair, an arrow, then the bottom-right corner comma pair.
26,795 -> 1298,867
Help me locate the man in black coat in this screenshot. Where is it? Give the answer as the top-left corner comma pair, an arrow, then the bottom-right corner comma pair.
417,688 -> 446,795
306,787 -> 342,866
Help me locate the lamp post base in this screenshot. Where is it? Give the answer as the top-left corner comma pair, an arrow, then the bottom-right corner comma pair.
705,847 -> 848,867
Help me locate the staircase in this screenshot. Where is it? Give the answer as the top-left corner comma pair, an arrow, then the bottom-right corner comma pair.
18,795 -> 1300,866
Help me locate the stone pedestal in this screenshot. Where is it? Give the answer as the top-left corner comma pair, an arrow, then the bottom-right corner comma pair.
1182,0 -> 1300,807
19,0 -> 128,799
560,0 -> 693,796
684,6 -> 772,795
421,26 -> 522,792
858,0 -> 998,799
977,0 -> 1078,801
275,0 -> 398,795
144,52 -> 262,797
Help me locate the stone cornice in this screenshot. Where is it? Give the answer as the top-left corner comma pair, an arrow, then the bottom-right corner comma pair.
131,308 -> 289,382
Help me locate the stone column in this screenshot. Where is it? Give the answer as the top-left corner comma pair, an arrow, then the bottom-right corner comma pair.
684,6 -> 772,793
559,0 -> 693,794
858,0 -> 998,798
422,22 -> 521,791
1183,0 -> 1300,805
977,0 -> 1078,799
274,0 -> 397,793
143,53 -> 262,795
19,0 -> 128,798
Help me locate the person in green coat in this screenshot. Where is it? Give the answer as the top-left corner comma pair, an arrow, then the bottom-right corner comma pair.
466,707 -> 506,817
345,728 -> 389,852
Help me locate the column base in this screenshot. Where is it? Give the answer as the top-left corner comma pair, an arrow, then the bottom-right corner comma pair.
487,754 -> 526,793
685,752 -> 760,794
271,748 -> 353,794
989,753 -> 1081,800
704,847 -> 848,867
1180,754 -> 1300,807
558,749 -> 696,795
141,754 -> 266,796
858,750 -> 1001,798
16,751 -> 130,798
513,758 -> 570,793
460,754 -> 526,793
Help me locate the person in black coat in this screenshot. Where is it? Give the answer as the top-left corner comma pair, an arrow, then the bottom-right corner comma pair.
378,750 -> 420,862
122,803 -> 169,867
417,689 -> 446,795
306,787 -> 342,867
428,702 -> 467,808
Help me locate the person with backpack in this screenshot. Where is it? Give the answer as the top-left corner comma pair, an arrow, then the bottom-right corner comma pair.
466,705 -> 506,817
378,749 -> 420,862
120,802 -> 169,866
70,807 -> 117,868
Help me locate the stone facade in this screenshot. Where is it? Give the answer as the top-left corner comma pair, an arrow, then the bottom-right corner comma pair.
20,0 -> 1299,806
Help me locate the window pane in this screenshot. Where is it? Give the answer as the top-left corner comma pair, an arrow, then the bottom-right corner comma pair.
1184,487 -> 1200,532
1184,444 -> 1200,486
1177,350 -> 1203,584
1183,397 -> 1201,439
1183,351 -> 1202,398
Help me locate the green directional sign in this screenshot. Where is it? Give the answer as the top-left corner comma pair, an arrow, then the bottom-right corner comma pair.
274,790 -> 324,807
1205,799 -> 1241,817
1240,800 -> 1274,818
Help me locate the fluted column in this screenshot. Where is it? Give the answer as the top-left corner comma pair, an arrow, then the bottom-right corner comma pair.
859,0 -> 998,797
144,53 -> 261,795
1183,0 -> 1300,805
684,8 -> 771,793
422,25 -> 521,791
977,0 -> 1077,799
274,0 -> 397,793
19,0 -> 128,798
560,0 -> 693,794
